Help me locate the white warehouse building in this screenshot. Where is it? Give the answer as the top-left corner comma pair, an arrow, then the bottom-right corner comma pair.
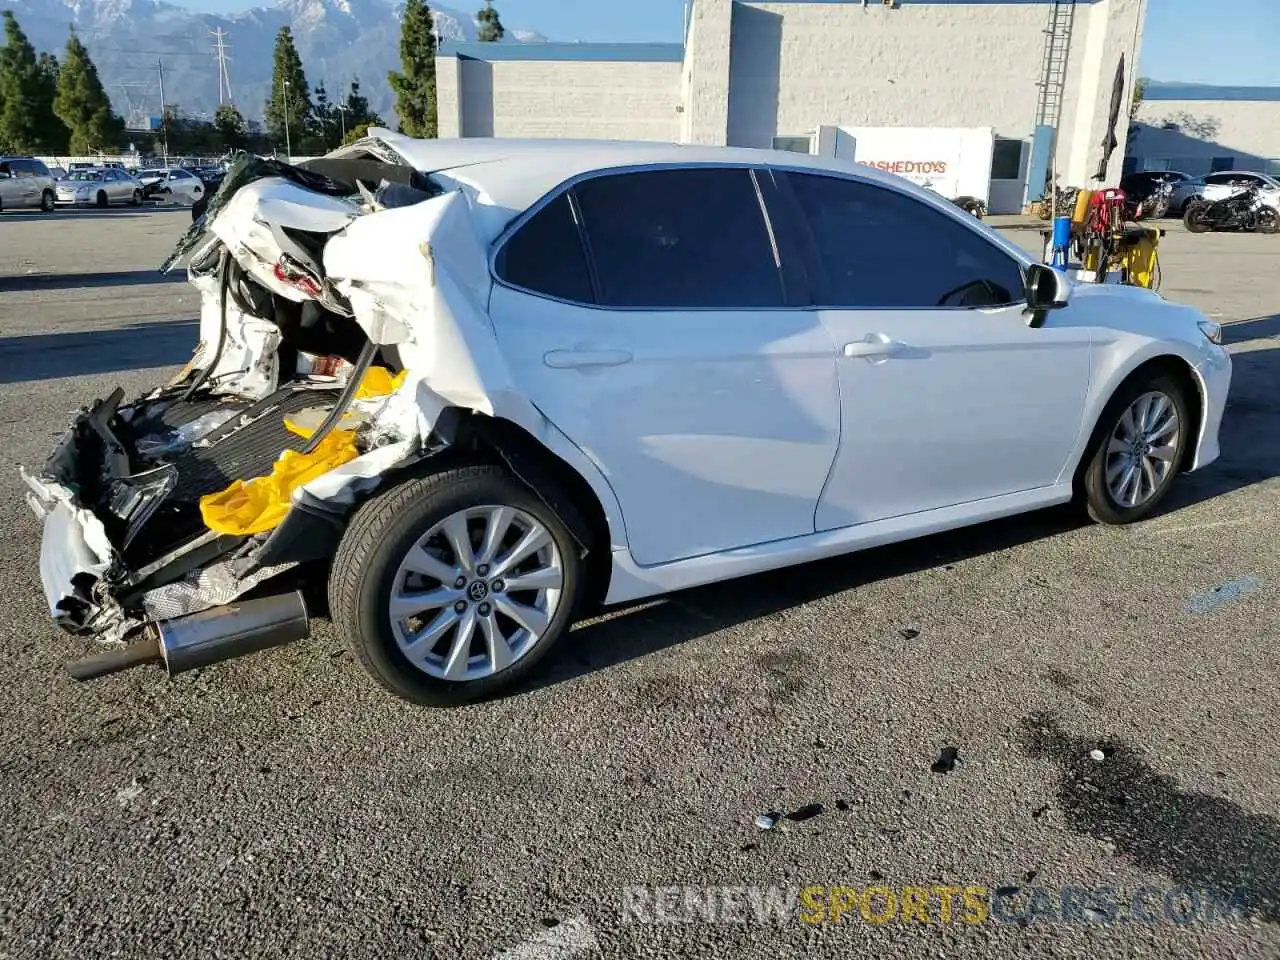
436,0 -> 1150,214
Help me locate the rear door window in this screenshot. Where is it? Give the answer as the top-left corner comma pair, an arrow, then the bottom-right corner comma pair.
495,193 -> 596,304
571,167 -> 785,309
783,172 -> 1026,309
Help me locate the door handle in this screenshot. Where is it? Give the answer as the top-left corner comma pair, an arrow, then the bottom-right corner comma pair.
543,349 -> 634,369
843,337 -> 906,359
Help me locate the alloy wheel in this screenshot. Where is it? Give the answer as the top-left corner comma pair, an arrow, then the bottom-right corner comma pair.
388,505 -> 564,681
1105,391 -> 1181,508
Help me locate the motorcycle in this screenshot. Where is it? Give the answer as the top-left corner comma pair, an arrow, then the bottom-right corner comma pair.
1183,183 -> 1280,234
1131,181 -> 1174,221
951,196 -> 987,219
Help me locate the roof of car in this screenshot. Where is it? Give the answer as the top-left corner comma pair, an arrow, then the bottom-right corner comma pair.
355,129 -> 954,241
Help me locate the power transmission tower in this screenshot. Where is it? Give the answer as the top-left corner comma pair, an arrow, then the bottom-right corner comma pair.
210,28 -> 234,105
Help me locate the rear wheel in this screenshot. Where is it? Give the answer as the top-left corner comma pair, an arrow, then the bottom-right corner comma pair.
1081,372 -> 1191,525
40,189 -> 54,212
329,465 -> 585,706
1183,202 -> 1212,233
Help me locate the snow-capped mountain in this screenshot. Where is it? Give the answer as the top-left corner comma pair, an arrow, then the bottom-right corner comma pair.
0,0 -> 548,126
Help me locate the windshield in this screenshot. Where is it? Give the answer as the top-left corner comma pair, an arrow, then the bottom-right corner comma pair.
138,170 -> 163,178
66,171 -> 104,181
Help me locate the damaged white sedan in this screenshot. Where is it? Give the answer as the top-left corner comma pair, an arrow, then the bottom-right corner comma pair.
22,131 -> 1232,705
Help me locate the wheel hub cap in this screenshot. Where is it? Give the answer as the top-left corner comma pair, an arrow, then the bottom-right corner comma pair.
388,504 -> 563,682
1105,391 -> 1181,509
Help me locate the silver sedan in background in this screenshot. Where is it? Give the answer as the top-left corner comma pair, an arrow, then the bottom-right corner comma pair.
54,168 -> 145,208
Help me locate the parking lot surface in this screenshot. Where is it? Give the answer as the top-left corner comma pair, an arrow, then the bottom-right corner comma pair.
0,209 -> 1277,959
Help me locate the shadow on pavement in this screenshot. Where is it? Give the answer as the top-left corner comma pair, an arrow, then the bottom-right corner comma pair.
0,270 -> 183,292
0,319 -> 197,383
0,206 -> 185,222
1018,713 -> 1280,923
529,504 -> 1083,694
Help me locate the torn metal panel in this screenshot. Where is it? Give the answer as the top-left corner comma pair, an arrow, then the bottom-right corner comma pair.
37,498 -> 114,621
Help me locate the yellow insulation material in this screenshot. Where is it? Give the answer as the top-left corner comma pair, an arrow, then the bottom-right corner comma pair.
199,428 -> 359,535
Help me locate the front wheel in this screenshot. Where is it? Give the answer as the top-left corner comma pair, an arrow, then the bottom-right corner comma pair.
40,189 -> 54,212
95,190 -> 108,209
1080,372 -> 1191,525
1183,202 -> 1212,233
329,464 -> 585,706
131,189 -> 142,206
1255,207 -> 1279,234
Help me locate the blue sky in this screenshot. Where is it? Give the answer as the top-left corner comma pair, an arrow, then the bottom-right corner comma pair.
191,0 -> 1280,86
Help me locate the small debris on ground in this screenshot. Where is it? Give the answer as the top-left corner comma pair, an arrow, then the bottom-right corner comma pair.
755,811 -> 781,831
1083,907 -> 1109,922
1089,749 -> 1106,761
868,870 -> 884,882
115,779 -> 145,806
931,747 -> 960,774
1024,870 -> 1038,882
1032,805 -> 1050,819
899,626 -> 921,640
835,799 -> 851,812
996,886 -> 1020,897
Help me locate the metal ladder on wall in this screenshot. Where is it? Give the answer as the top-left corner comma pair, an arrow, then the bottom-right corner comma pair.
1034,0 -> 1076,129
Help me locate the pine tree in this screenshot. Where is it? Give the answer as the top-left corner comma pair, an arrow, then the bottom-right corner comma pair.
388,0 -> 437,138
214,103 -> 246,149
476,1 -> 504,42
264,26 -> 311,153
311,81 -> 340,148
52,28 -> 121,154
34,52 -> 69,151
0,12 -> 49,153
343,77 -> 382,129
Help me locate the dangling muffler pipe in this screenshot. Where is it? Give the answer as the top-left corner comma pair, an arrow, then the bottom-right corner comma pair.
156,590 -> 309,675
66,591 -> 309,681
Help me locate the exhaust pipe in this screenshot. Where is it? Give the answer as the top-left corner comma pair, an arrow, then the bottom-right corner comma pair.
67,591 -> 309,681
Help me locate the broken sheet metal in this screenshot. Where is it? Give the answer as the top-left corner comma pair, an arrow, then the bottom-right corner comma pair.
37,498 -> 113,621
323,190 -> 544,433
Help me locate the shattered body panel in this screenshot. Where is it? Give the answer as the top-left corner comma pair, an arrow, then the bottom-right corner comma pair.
24,147 -> 605,655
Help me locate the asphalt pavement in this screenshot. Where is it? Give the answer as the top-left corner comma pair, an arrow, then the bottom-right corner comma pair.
0,208 -> 1277,959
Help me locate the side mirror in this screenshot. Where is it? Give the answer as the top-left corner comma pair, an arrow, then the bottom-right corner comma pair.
1024,263 -> 1070,328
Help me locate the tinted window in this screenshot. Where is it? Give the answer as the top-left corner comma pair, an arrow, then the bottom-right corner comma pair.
172,170 -> 192,180
12,160 -> 35,177
572,168 -> 784,309
496,192 -> 595,303
787,173 -> 1025,309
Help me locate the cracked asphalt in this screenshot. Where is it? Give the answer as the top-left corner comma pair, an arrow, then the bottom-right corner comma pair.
0,208 -> 1277,959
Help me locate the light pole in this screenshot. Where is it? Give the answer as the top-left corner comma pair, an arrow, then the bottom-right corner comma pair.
282,80 -> 292,158
335,103 -> 347,142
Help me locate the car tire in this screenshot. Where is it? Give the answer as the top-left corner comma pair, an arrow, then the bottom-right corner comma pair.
131,189 -> 142,206
329,464 -> 585,707
95,190 -> 108,209
1080,371 -> 1191,525
40,189 -> 55,212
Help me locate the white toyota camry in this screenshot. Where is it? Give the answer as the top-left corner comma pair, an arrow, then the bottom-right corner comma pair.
22,132 -> 1231,705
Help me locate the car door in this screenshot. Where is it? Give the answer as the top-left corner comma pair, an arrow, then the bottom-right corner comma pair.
0,162 -> 18,207
772,170 -> 1094,530
487,165 -> 842,567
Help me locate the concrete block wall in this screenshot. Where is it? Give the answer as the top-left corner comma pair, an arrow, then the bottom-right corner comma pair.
438,55 -> 682,142
1132,97 -> 1280,174
720,0 -> 1146,188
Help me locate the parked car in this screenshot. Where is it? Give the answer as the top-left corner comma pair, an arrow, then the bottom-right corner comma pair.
22,135 -> 1231,707
1169,171 -> 1280,215
0,156 -> 57,212
54,168 -> 145,207
46,165 -> 67,181
136,166 -> 207,204
1119,170 -> 1190,218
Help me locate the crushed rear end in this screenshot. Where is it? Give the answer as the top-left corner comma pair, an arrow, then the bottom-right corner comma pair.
22,136 -> 516,681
